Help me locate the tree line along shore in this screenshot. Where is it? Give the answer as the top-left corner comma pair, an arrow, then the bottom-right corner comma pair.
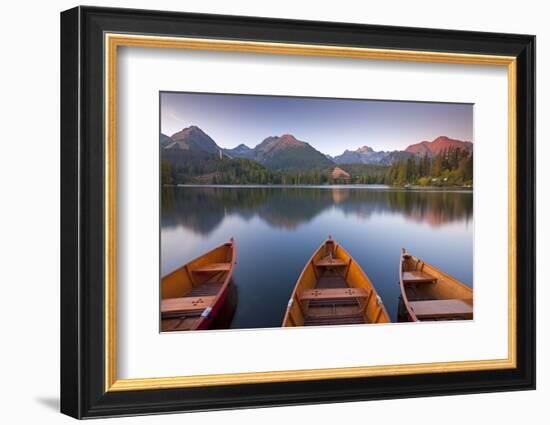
161,146 -> 473,188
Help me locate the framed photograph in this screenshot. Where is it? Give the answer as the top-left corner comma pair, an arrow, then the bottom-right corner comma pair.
60,6 -> 535,419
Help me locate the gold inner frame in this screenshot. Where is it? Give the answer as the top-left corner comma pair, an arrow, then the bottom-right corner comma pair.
104,33 -> 517,392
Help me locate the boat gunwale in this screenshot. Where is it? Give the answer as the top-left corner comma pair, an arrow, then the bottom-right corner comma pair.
282,237 -> 389,326
161,238 -> 237,331
335,243 -> 390,323
399,248 -> 419,322
194,238 -> 237,330
281,240 -> 326,326
399,248 -> 473,322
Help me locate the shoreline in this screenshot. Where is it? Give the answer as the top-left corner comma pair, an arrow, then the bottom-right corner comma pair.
165,184 -> 473,192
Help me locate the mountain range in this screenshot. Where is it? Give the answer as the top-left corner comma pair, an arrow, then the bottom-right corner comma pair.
332,136 -> 473,165
160,126 -> 473,171
332,147 -> 410,165
164,125 -> 221,154
404,136 -> 473,156
162,126 -> 333,171
226,134 -> 333,171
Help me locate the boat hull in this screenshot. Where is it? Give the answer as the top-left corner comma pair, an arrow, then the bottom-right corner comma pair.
161,239 -> 237,331
194,282 -> 230,330
399,248 -> 473,322
282,237 -> 390,327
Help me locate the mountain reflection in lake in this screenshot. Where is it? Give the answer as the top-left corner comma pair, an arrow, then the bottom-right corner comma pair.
161,186 -> 473,328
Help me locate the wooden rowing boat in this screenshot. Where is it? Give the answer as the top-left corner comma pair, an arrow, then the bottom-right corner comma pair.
399,248 -> 473,322
282,236 -> 390,327
161,238 -> 237,331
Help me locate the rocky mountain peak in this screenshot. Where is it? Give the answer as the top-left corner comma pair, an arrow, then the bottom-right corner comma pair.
166,125 -> 220,154
405,136 -> 473,156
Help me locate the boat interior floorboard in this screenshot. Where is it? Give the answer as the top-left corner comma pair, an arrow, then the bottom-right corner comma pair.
315,272 -> 348,289
404,285 -> 437,301
187,281 -> 223,297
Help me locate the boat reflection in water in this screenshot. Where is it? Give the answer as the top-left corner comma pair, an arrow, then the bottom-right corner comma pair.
210,282 -> 239,330
161,185 -> 473,328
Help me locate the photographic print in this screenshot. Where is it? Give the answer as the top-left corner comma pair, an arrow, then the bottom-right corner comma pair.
61,9 -> 535,416
159,92 -> 474,332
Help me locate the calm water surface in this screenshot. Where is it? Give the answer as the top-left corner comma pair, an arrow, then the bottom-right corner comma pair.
161,186 -> 473,328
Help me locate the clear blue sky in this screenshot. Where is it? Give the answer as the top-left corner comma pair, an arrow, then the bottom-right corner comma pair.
160,92 -> 473,155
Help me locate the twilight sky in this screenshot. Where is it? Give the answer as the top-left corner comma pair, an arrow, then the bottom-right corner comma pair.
160,92 -> 473,156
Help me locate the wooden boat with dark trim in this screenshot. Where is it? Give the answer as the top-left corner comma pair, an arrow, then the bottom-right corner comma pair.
282,237 -> 390,327
399,248 -> 473,322
161,238 -> 237,331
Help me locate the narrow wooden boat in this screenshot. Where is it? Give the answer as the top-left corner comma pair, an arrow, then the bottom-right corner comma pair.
282,237 -> 390,327
161,239 -> 237,331
399,248 -> 473,322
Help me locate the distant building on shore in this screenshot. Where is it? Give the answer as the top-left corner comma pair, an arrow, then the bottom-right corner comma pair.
331,166 -> 350,183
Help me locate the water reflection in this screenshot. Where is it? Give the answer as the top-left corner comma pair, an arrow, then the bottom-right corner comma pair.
162,186 -> 472,235
161,186 -> 473,327
210,282 -> 238,330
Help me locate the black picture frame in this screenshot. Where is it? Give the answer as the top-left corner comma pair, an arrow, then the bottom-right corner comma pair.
61,5 -> 535,419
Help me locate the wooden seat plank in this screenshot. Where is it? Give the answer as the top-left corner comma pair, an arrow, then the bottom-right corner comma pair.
192,263 -> 231,273
304,314 -> 365,326
409,299 -> 473,319
299,287 -> 368,301
161,296 -> 216,315
402,271 -> 437,284
314,258 -> 348,267
161,317 -> 200,332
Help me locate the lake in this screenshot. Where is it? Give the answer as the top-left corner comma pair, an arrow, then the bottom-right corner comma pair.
161,185 -> 473,328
